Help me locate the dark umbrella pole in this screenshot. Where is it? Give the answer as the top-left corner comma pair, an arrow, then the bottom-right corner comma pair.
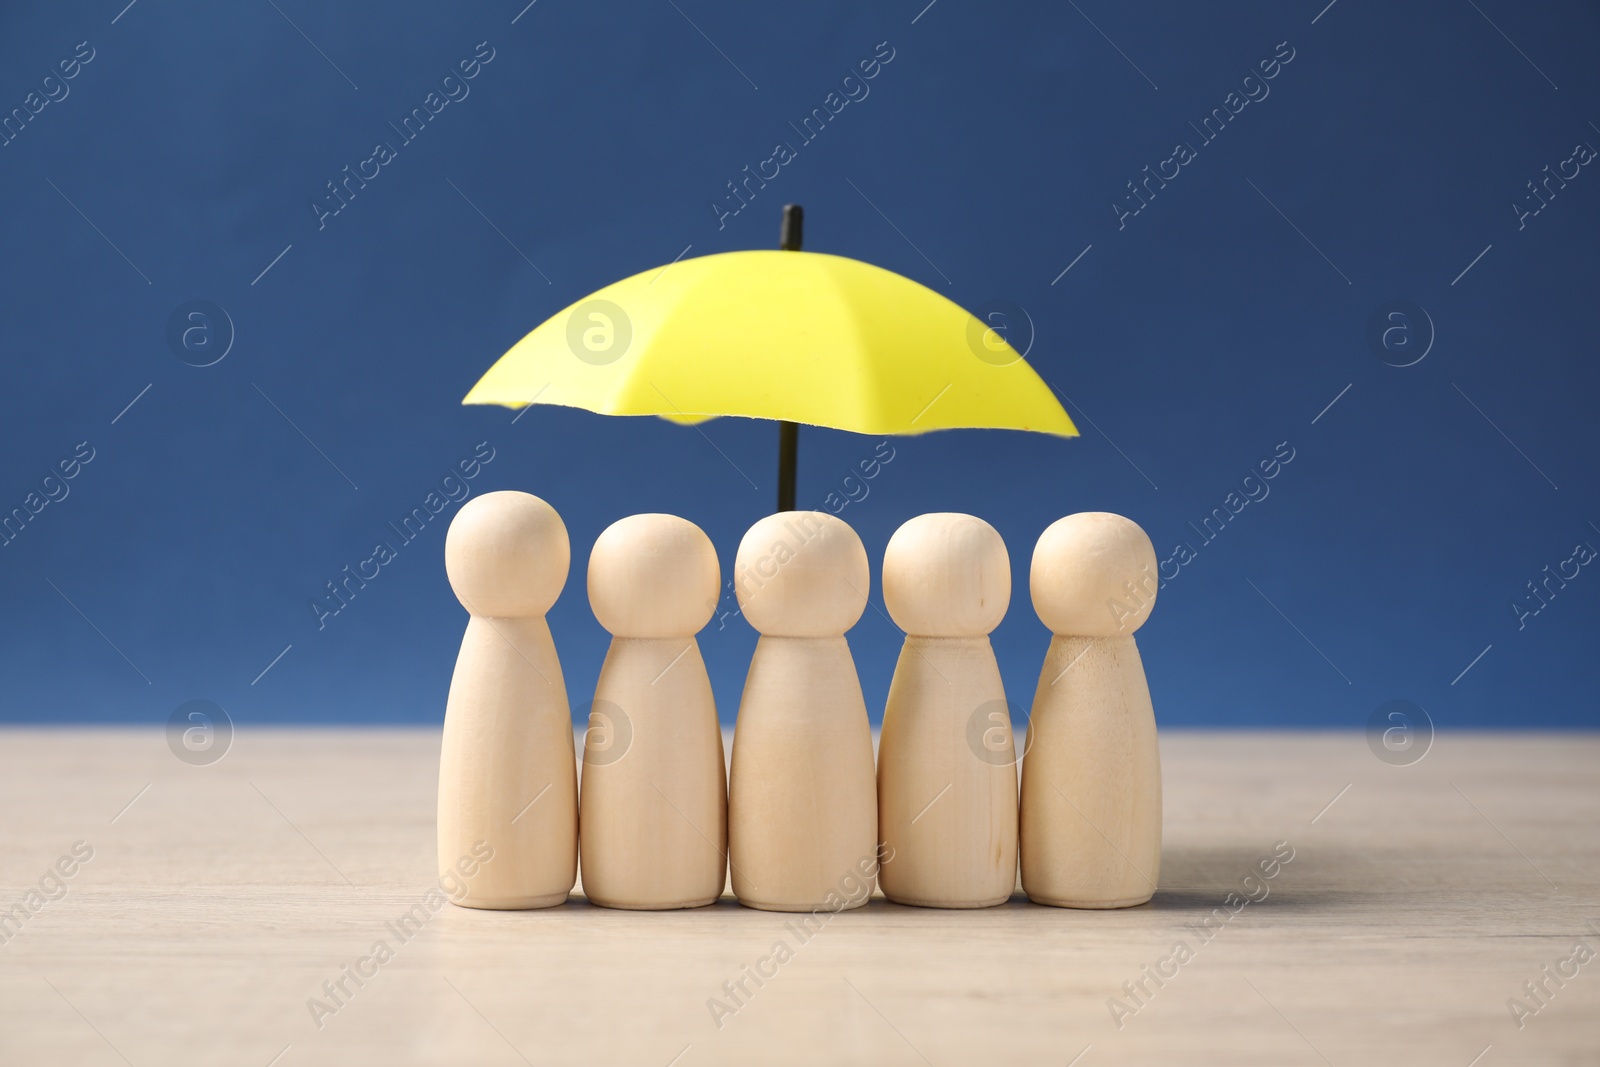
776,204 -> 804,512
776,420 -> 798,513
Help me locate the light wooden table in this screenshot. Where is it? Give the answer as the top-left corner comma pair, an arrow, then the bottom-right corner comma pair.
1,729 -> 1595,1066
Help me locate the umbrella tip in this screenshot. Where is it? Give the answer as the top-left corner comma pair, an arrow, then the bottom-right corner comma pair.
780,204 -> 803,252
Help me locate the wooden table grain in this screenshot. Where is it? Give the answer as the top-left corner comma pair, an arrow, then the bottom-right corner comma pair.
1,729 -> 1596,1066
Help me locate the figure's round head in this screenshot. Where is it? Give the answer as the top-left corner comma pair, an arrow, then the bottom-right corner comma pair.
444,491 -> 569,617
1030,512 -> 1158,636
883,513 -> 1010,637
734,512 -> 868,636
587,513 -> 719,638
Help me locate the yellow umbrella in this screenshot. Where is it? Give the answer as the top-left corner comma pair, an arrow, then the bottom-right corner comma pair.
464,206 -> 1076,510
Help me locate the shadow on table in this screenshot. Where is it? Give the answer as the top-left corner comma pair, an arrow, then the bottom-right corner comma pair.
1143,841 -> 1392,913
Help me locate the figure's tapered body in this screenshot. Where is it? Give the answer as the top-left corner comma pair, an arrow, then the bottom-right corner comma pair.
1020,513 -> 1163,909
727,511 -> 879,912
729,634 -> 877,910
580,515 -> 726,909
1020,634 -> 1160,908
437,491 -> 577,909
876,514 -> 1017,908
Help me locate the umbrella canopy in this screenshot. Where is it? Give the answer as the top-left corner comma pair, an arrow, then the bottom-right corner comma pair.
464,249 -> 1075,439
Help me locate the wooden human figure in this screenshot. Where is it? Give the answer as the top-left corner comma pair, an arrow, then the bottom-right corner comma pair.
579,513 -> 727,909
727,511 -> 878,912
877,513 -> 1018,908
437,491 -> 577,909
1020,512 -> 1162,908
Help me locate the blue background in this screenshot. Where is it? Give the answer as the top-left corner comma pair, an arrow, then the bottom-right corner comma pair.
1,0 -> 1595,729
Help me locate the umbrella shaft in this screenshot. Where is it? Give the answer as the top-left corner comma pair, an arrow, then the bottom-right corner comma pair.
777,421 -> 799,512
